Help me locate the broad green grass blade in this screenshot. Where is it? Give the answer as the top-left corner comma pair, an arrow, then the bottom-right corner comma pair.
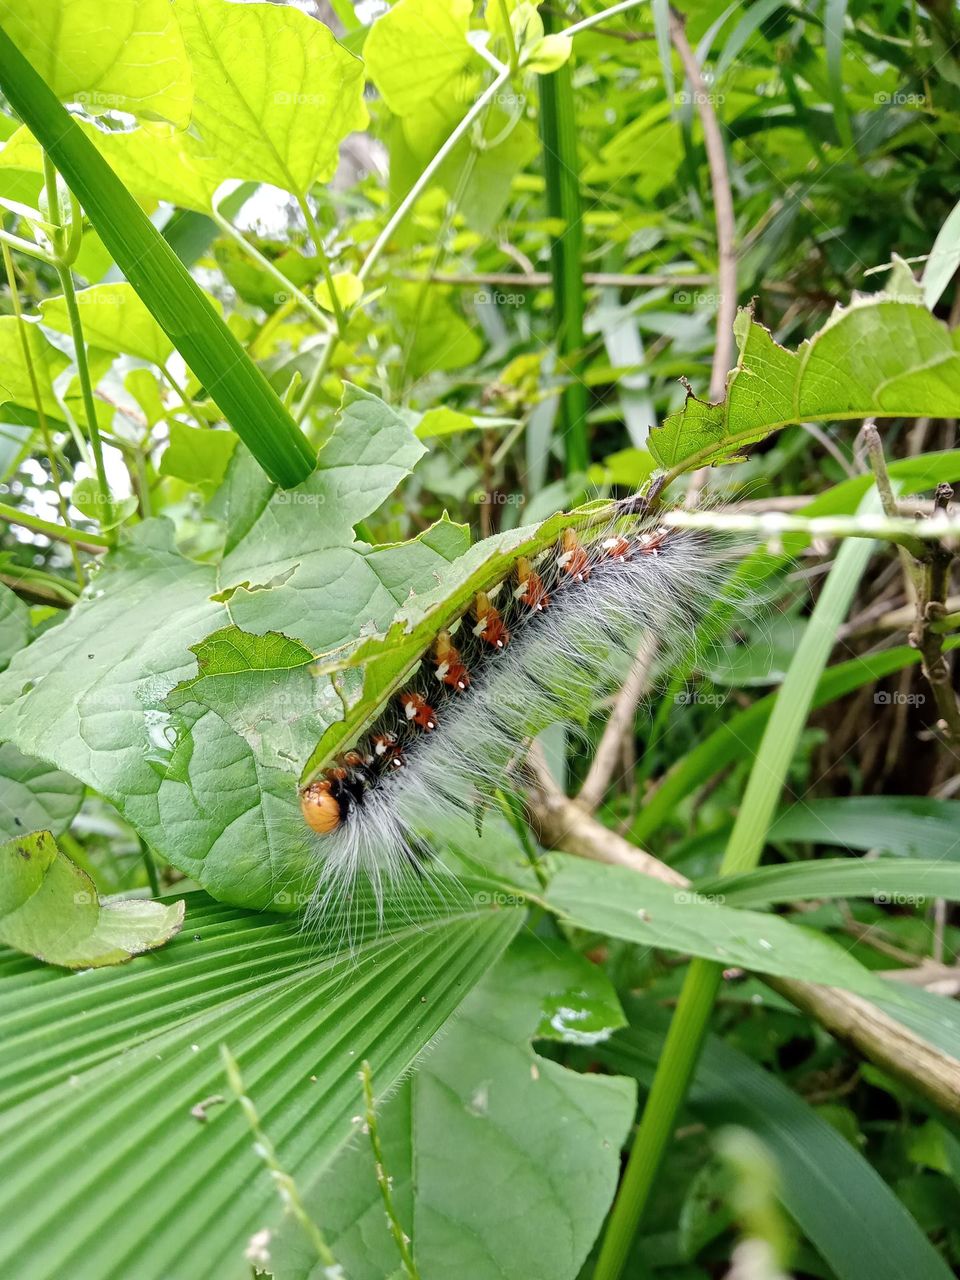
540,857 -> 907,1003
600,999 -> 954,1280
594,523 -> 876,1280
0,27 -> 315,487
0,890 -> 522,1280
699,857 -> 960,908
765,795 -> 960,859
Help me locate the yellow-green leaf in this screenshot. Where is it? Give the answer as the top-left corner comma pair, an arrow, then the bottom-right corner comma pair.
40,281 -> 179,366
365,0 -> 474,117
314,270 -> 364,313
0,830 -> 184,968
173,0 -> 368,194
523,32 -> 572,73
0,120 -> 226,213
0,0 -> 192,126
0,315 -> 69,415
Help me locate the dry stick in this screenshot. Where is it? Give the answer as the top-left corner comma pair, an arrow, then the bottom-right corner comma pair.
576,10 -> 742,803
398,270 -> 714,290
528,772 -> 960,1116
577,634 -> 658,814
910,482 -> 960,743
527,744 -> 686,886
862,422 -> 960,739
669,9 -> 736,402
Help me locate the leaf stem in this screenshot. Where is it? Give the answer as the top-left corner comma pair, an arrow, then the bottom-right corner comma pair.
496,0 -> 520,73
212,208 -> 334,332
295,193 -> 349,336
563,0 -> 650,39
0,498 -> 108,549
44,153 -> 115,540
360,1061 -> 420,1280
0,223 -> 54,263
357,65 -> 512,285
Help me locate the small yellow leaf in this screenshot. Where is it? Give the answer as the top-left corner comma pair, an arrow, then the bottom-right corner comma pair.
523,33 -> 572,74
314,272 -> 364,313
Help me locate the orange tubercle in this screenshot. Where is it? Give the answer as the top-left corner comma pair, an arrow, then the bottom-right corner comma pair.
299,780 -> 342,835
558,528 -> 591,581
473,591 -> 510,649
434,629 -> 470,690
400,691 -> 438,730
515,557 -> 550,611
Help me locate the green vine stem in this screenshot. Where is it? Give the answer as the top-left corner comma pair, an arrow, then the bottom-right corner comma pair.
43,154 -> 115,540
593,519 -> 877,1280
211,205 -> 334,332
360,1061 -> 420,1280
0,499 -> 108,549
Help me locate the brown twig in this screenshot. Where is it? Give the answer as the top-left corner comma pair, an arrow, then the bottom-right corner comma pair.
668,9 -> 737,401
527,769 -> 960,1114
577,635 -> 657,814
399,270 -> 714,290
909,482 -> 960,743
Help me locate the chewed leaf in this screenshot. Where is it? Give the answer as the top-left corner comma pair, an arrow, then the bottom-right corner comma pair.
0,831 -> 184,968
650,295 -> 960,475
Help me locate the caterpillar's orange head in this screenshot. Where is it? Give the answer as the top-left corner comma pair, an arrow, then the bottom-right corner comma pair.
299,779 -> 342,835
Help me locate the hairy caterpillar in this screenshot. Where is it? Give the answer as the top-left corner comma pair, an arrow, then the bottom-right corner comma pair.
300,514 -> 730,926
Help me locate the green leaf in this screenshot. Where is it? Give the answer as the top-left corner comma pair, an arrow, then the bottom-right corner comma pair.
650,300 -> 960,475
923,195 -> 960,309
0,742 -> 83,841
70,477 -> 138,531
391,283 -> 484,376
600,999 -> 955,1280
174,0 -> 368,194
0,830 -> 183,968
365,0 -> 474,117
524,32 -> 572,74
0,887 -> 522,1276
539,857 -> 907,1003
0,29 -> 316,487
0,120 -> 226,214
0,0 -> 193,126
414,406 -> 478,438
41,282 -> 180,366
277,936 -> 635,1279
166,626 -> 328,772
0,581 -> 28,670
769,796 -> 960,859
158,422 -> 238,491
699,858 -> 960,910
0,388 -> 469,908
0,315 -> 69,416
